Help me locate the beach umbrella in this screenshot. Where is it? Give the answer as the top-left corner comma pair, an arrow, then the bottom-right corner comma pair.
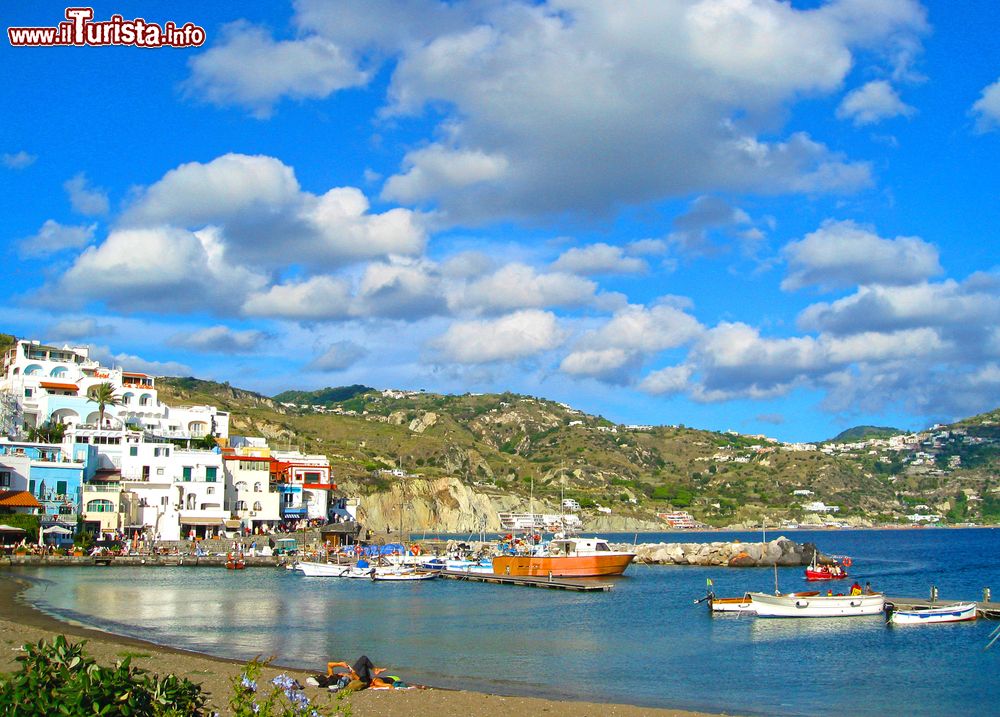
42,525 -> 73,534
0,525 -> 25,532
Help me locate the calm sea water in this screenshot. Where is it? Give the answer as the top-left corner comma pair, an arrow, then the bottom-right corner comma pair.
16,528 -> 1000,716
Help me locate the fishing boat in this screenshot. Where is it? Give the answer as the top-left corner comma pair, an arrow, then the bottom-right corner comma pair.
372,570 -> 438,581
749,591 -> 884,618
492,537 -> 635,578
703,590 -> 820,613
886,601 -> 977,625
295,561 -> 353,577
804,553 -> 850,581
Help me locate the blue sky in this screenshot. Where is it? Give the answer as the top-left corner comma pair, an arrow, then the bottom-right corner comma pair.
2,1 -> 998,442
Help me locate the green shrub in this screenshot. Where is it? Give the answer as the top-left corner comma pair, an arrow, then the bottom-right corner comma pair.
0,635 -> 206,716
230,658 -> 350,716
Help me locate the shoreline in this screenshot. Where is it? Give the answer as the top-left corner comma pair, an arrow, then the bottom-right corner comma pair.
0,571 -> 726,717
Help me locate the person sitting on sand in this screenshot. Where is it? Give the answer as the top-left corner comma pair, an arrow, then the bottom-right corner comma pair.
326,655 -> 390,692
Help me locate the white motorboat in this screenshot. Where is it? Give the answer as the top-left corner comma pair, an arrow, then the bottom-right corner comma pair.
749,591 -> 885,617
887,601 -> 977,625
373,570 -> 438,581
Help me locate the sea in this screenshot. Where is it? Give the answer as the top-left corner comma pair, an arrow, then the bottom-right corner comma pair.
15,527 -> 1000,717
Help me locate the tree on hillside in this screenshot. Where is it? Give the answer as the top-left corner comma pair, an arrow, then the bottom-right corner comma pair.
88,382 -> 122,427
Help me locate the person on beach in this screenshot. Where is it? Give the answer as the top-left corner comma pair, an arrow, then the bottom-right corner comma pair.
326,655 -> 388,692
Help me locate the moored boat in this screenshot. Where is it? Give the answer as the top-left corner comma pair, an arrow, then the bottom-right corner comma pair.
295,560 -> 353,577
226,552 -> 246,570
749,591 -> 884,617
492,537 -> 635,578
804,553 -> 849,581
887,601 -> 977,625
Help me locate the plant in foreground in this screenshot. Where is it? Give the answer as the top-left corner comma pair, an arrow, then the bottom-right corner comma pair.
230,658 -> 351,717
0,635 -> 207,716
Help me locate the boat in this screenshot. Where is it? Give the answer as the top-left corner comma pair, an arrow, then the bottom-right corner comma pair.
491,537 -> 635,578
705,591 -> 819,613
372,570 -> 438,581
804,553 -> 849,581
226,552 -> 246,570
886,601 -> 978,625
295,561 -> 353,577
749,591 -> 884,618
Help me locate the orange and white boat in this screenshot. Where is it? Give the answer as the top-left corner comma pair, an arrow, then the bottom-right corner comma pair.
492,537 -> 635,578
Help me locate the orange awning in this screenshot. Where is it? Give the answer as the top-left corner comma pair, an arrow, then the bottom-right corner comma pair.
40,381 -> 78,392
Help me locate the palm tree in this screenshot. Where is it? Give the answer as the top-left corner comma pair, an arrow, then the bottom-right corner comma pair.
88,382 -> 123,427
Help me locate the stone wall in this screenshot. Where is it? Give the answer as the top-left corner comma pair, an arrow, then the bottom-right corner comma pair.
620,537 -> 821,567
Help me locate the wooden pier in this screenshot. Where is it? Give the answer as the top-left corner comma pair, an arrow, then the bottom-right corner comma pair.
885,596 -> 1000,619
437,569 -> 613,591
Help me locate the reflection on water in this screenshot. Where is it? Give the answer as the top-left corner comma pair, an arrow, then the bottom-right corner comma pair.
18,528 -> 1000,717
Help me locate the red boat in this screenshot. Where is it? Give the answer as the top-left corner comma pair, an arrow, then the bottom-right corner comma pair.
804,554 -> 850,581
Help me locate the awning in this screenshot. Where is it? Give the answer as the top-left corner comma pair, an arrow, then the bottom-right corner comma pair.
42,525 -> 73,535
0,524 -> 26,533
179,517 -> 224,526
40,381 -> 79,392
224,519 -> 242,529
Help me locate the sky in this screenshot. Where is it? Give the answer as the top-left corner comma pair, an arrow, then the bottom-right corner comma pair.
1,0 -> 998,443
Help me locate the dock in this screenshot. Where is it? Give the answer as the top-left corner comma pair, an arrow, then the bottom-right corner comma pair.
437,569 -> 613,591
885,596 -> 1000,618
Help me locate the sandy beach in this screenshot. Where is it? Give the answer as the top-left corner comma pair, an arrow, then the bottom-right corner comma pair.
0,571 -> 723,717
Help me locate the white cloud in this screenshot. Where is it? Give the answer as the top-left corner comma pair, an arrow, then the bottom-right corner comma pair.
432,310 -> 567,364
454,263 -> 604,314
798,275 -> 1000,341
375,1 -> 922,220
551,243 -> 647,275
668,196 -> 753,256
971,77 -> 1000,133
382,146 -> 510,204
184,21 -> 370,118
307,341 -> 369,371
782,219 -> 941,291
19,220 -> 96,258
89,345 -> 192,377
559,348 -> 642,384
836,80 -> 916,126
3,151 -> 36,169
627,238 -> 668,256
169,325 -> 270,354
47,318 -> 115,341
64,173 -> 109,216
638,364 -> 695,396
243,276 -> 353,321
121,153 -> 426,272
53,226 -> 268,314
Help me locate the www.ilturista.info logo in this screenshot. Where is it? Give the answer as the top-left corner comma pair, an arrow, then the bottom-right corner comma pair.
8,7 -> 206,48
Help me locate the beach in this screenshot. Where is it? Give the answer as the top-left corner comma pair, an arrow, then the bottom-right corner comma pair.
0,573 -> 718,717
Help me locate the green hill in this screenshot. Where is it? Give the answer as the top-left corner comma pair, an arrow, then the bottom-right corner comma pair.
272,385 -> 374,406
828,425 -> 904,443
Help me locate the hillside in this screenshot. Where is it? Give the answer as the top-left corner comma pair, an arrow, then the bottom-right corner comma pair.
152,379 -> 1000,528
828,425 -> 904,443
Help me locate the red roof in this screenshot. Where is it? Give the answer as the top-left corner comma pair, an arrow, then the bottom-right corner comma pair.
122,372 -> 149,377
40,381 -> 78,392
0,491 -> 41,508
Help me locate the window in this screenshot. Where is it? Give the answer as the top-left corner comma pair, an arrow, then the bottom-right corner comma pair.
160,496 -> 168,506
156,468 -> 164,476
205,467 -> 217,482
28,479 -> 35,493
87,499 -> 115,513
253,501 -> 262,511
182,467 -> 192,482
153,447 -> 169,457
304,472 -> 321,482
206,487 -> 215,495
56,480 -> 68,496
24,388 -> 33,398
139,394 -> 152,407
254,482 -> 262,493
236,500 -> 247,511
129,446 -> 138,456
235,481 -> 247,492
0,471 -> 10,487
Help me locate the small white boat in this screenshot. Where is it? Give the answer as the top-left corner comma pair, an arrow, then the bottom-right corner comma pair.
372,570 -> 438,581
294,561 -> 353,577
888,602 -> 977,625
749,591 -> 885,618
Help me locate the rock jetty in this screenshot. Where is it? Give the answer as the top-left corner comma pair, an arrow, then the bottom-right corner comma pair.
620,536 -> 824,567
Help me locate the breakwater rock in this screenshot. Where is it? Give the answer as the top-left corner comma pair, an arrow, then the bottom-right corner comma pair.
620,536 -> 821,567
